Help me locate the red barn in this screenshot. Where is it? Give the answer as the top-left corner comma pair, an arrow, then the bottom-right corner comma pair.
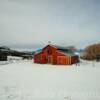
34,44 -> 79,65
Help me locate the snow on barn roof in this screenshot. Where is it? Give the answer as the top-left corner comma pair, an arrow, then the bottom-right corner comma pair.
58,50 -> 77,57
51,45 -> 78,56
53,45 -> 77,51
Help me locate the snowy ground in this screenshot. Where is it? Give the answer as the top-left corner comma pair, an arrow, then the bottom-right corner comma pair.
0,60 -> 100,100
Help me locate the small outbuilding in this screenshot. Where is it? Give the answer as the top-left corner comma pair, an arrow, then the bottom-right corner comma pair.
0,46 -> 9,61
0,52 -> 7,61
34,44 -> 79,65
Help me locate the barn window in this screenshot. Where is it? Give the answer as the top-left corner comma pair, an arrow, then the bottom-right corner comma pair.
48,49 -> 52,55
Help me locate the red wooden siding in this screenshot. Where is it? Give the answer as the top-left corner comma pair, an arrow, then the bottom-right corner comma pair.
34,44 -> 79,65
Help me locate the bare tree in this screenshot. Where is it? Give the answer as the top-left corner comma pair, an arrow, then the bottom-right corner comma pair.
81,43 -> 100,61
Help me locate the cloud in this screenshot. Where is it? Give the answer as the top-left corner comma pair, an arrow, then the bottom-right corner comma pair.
0,0 -> 100,49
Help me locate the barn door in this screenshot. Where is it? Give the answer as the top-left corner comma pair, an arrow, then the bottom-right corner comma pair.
47,56 -> 53,64
57,56 -> 68,65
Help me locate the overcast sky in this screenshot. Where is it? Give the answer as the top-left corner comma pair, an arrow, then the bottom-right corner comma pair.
0,0 -> 100,50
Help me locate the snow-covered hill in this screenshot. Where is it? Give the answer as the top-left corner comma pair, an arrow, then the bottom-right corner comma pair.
0,60 -> 100,100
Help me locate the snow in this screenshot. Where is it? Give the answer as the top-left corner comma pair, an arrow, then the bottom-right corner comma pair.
7,56 -> 23,61
0,60 -> 100,100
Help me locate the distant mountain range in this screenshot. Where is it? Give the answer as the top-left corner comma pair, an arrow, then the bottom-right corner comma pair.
0,46 -> 35,61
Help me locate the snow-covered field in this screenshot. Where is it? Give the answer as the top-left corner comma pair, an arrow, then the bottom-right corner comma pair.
0,60 -> 100,100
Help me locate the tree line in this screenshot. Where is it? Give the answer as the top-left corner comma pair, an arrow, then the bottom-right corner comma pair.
81,43 -> 100,61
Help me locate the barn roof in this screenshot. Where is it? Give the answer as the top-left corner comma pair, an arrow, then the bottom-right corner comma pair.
35,49 -> 42,54
59,50 -> 77,57
51,45 -> 77,56
34,44 -> 78,57
52,45 -> 77,51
